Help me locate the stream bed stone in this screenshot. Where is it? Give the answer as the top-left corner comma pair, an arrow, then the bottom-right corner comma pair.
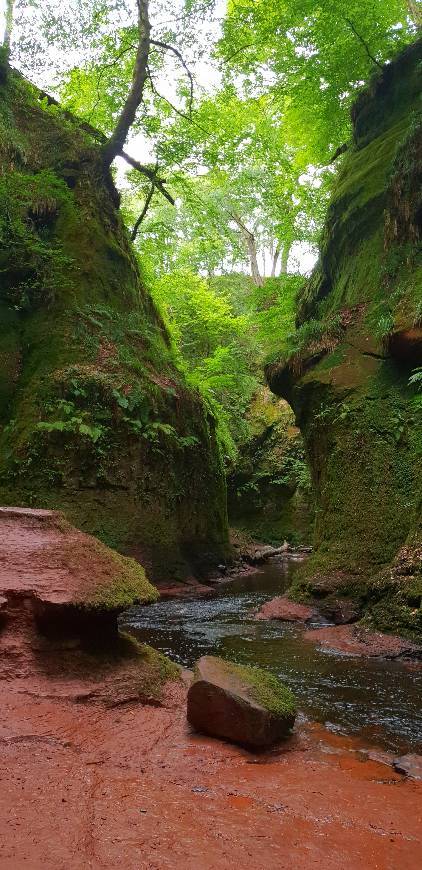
187,655 -> 297,748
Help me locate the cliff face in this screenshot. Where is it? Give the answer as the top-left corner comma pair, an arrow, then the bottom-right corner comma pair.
0,69 -> 229,580
266,41 -> 422,638
227,387 -> 313,545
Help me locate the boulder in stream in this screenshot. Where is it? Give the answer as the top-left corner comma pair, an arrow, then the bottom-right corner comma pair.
187,655 -> 297,748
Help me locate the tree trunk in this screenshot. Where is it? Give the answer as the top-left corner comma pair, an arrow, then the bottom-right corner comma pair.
2,0 -> 15,59
102,0 -> 151,168
231,213 -> 263,286
280,243 -> 290,274
270,243 -> 281,277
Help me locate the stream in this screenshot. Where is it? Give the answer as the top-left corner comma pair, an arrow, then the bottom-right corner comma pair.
121,556 -> 422,755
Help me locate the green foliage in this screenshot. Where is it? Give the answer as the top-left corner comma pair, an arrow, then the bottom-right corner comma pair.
220,0 -> 414,168
409,367 -> 422,391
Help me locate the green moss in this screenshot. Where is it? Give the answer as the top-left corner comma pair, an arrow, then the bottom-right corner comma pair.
228,389 -> 313,545
222,660 -> 297,718
117,633 -> 181,697
83,553 -> 158,610
0,68 -> 230,581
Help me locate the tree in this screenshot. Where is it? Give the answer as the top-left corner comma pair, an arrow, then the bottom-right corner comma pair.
2,1 -> 15,60
219,0 -> 414,166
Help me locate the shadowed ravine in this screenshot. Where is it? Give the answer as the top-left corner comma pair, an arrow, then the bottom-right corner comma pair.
121,557 -> 422,756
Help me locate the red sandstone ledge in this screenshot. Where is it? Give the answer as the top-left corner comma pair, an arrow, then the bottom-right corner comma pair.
255,595 -> 315,623
305,624 -> 422,659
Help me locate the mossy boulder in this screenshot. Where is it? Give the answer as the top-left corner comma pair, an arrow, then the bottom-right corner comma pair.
266,40 -> 422,638
0,68 -> 229,581
187,655 -> 297,748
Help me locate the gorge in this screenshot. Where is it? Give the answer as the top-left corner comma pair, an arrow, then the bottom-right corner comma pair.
0,3 -> 421,868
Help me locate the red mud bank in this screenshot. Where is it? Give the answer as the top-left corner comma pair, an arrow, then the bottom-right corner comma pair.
0,510 -> 421,869
1,682 -> 422,870
305,624 -> 422,660
255,597 -> 422,661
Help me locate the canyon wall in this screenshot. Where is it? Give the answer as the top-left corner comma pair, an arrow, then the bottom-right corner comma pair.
267,40 -> 422,638
0,66 -> 229,581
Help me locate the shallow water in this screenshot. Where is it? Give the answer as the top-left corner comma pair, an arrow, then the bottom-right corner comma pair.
121,557 -> 422,754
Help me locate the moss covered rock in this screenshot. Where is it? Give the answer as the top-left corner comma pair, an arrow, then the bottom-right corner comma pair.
0,68 -> 229,580
187,655 -> 297,748
228,387 -> 313,545
266,40 -> 422,638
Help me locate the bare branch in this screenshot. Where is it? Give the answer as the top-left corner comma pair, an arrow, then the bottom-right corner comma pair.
150,39 -> 194,116
121,151 -> 175,206
344,18 -> 383,69
131,183 -> 155,240
147,68 -> 209,137
329,142 -> 348,163
223,42 -> 256,63
102,0 -> 151,168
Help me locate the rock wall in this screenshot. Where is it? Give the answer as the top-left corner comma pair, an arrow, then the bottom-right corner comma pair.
266,40 -> 422,638
227,387 -> 313,545
0,67 -> 229,581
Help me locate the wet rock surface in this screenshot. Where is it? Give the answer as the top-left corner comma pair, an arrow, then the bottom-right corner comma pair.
0,507 -> 157,630
255,595 -> 316,623
0,525 -> 421,867
187,655 -> 296,748
305,624 -> 422,660
393,753 -> 422,780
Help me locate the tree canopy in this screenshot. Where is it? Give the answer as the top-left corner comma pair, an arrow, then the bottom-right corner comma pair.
2,0 -> 419,458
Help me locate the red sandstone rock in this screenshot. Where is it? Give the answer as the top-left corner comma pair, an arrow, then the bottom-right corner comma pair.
393,753 -> 422,780
187,655 -> 296,748
1,510 -> 421,867
305,624 -> 422,659
0,506 -> 156,632
255,595 -> 315,622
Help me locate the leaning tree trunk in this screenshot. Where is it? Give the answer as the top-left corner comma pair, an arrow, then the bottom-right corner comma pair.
0,67 -> 230,581
102,0 -> 151,168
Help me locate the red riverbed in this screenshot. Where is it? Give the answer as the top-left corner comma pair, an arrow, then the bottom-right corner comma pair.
1,670 -> 421,870
0,509 -> 421,868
